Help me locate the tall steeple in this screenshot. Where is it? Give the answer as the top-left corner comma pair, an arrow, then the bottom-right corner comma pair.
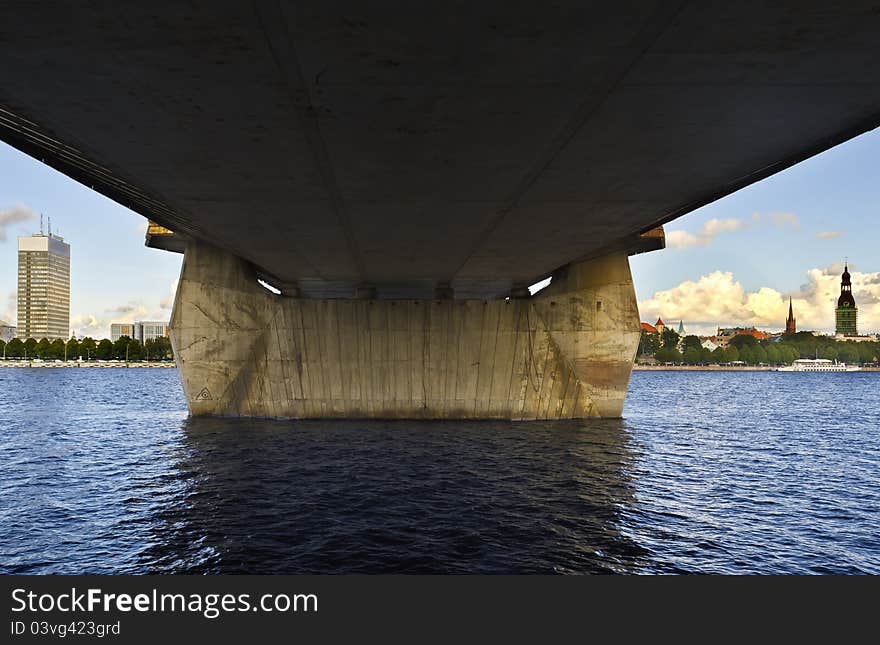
785,297 -> 796,335
837,263 -> 855,306
835,261 -> 857,336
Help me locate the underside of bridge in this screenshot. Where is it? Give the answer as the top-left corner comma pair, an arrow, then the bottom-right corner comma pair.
2,2 -> 879,418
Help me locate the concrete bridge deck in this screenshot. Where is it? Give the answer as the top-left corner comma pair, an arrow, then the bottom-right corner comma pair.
2,2 -> 879,417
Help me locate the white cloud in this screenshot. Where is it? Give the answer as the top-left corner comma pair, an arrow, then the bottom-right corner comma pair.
665,217 -> 748,248
106,302 -> 150,322
816,231 -> 843,240
665,230 -> 703,249
0,205 -> 37,242
665,211 -> 801,250
702,218 -> 748,237
640,265 -> 880,335
159,278 -> 179,310
1,291 -> 15,325
70,297 -> 173,340
770,212 -> 800,229
70,314 -> 104,339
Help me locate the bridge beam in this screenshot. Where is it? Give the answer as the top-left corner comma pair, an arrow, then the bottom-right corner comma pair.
170,241 -> 640,419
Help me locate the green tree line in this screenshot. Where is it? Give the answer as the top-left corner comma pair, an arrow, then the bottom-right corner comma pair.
0,335 -> 173,361
640,329 -> 879,366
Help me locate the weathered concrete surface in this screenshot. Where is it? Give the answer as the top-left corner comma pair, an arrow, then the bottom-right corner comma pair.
3,3 -> 880,298
171,241 -> 639,419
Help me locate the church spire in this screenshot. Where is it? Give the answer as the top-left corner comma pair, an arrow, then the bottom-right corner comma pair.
785,296 -> 796,335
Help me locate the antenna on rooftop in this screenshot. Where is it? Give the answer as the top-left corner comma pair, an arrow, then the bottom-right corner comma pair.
48,216 -> 52,237
40,213 -> 44,235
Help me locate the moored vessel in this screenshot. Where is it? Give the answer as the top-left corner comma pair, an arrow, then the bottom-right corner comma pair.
776,359 -> 861,372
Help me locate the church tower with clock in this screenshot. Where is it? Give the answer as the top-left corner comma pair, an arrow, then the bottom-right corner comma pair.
835,263 -> 858,337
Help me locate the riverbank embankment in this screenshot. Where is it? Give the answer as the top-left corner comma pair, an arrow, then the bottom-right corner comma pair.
0,361 -> 176,368
634,364 -> 880,371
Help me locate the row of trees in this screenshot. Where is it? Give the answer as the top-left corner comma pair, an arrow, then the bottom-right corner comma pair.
0,335 -> 173,361
641,329 -> 880,366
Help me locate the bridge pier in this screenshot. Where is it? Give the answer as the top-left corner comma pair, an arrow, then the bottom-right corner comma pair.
169,241 -> 640,419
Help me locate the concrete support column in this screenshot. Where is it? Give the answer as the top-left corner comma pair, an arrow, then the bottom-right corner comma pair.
528,252 -> 641,417
170,240 -> 640,419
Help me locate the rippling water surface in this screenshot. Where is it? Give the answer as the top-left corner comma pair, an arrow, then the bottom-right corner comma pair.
1,368 -> 878,574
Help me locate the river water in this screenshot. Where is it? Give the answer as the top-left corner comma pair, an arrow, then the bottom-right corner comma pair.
1,368 -> 878,574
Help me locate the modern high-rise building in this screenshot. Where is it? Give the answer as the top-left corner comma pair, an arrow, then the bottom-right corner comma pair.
835,263 -> 858,336
17,231 -> 70,340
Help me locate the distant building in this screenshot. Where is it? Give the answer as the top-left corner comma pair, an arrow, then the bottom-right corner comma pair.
138,321 -> 171,342
110,323 -> 137,342
836,334 -> 877,343
677,320 -> 686,336
701,339 -> 719,352
640,322 -> 657,334
785,297 -> 796,335
17,229 -> 70,340
716,326 -> 770,348
0,320 -> 16,342
111,321 -> 170,343
835,263 -> 858,336
743,328 -> 770,341
655,317 -> 666,336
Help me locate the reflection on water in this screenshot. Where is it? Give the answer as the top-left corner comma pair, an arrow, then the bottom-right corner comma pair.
1,368 -> 879,574
141,418 -> 645,573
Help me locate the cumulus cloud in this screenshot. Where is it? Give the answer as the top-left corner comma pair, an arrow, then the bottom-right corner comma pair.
70,297 -> 174,340
640,265 -> 880,335
816,231 -> 842,240
0,205 -> 37,242
159,278 -> 179,310
665,218 -> 748,248
665,211 -> 802,250
664,230 -> 701,248
70,314 -> 104,339
106,302 -> 150,321
1,291 -> 16,325
770,212 -> 800,229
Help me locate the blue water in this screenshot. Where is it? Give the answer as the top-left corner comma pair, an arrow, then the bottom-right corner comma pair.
1,368 -> 878,574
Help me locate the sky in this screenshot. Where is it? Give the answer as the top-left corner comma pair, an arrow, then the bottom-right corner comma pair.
630,127 -> 880,336
1,127 -> 878,339
0,144 -> 182,338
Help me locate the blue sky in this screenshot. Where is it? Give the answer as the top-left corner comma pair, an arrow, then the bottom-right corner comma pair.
1,127 -> 878,338
631,127 -> 880,335
631,127 -> 878,300
0,143 -> 182,337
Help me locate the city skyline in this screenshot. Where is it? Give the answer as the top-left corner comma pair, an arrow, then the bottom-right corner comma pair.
630,127 -> 880,336
1,128 -> 879,339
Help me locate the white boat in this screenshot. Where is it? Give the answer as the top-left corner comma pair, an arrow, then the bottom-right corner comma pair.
776,358 -> 861,372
